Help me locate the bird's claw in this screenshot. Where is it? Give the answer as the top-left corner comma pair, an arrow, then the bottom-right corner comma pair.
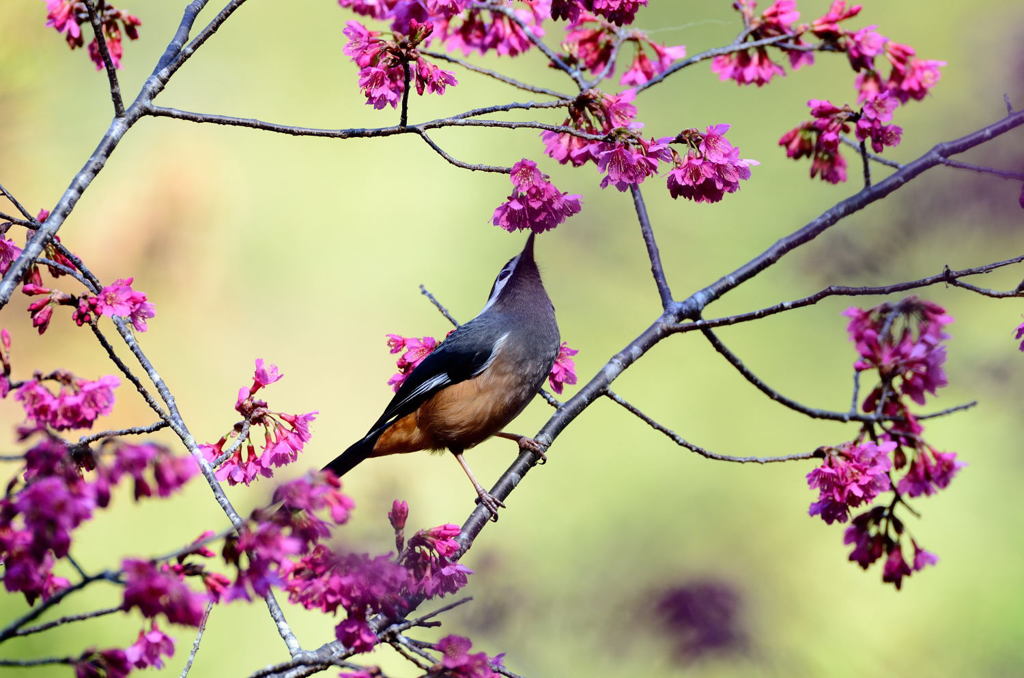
518,437 -> 548,464
475,491 -> 505,521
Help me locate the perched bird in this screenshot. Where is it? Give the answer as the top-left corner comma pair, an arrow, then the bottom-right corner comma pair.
323,233 -> 560,518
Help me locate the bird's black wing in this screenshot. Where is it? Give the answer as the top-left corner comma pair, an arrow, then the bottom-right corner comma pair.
323,318 -> 508,477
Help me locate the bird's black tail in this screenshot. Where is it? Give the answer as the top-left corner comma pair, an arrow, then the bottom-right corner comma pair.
322,429 -> 382,478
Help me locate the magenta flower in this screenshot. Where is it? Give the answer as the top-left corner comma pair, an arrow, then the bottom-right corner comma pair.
434,634 -> 504,678
548,341 -> 578,394
896,448 -> 964,497
388,499 -> 409,531
336,618 -> 378,653
881,544 -> 912,590
73,648 -> 132,678
620,39 -> 686,86
109,442 -> 197,499
0,236 -> 21,276
844,298 -> 952,407
15,373 -> 120,431
87,277 -> 156,331
441,4 -> 541,57
596,136 -> 671,191
911,542 -> 938,571
126,623 -> 176,669
121,559 -> 208,627
807,440 -> 894,524
666,124 -> 757,203
492,159 -> 582,234
843,507 -> 887,569
44,1 -> 142,69
386,334 -> 438,390
253,358 -> 283,389
1015,322 -> 1024,351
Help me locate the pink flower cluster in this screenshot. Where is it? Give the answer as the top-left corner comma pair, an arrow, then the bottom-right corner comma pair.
711,0 -> 811,87
343,20 -> 457,109
843,507 -> 939,590
666,125 -> 758,203
386,333 -> 438,391
806,440 -> 893,525
1,435 -> 197,605
221,473 -> 354,601
15,372 -> 120,431
122,559 -> 209,626
44,0 -> 141,70
284,501 -> 472,655
431,634 -> 506,678
385,333 -> 579,395
73,277 -> 156,332
779,92 -> 901,184
492,159 -> 582,234
845,297 -> 951,407
551,0 -> 648,26
201,359 -> 317,486
548,341 -> 578,394
562,12 -> 685,86
0,235 -> 21,277
806,298 -> 963,588
70,618 -> 176,676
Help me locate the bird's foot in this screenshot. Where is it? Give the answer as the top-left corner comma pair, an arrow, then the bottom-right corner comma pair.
475,490 -> 506,522
518,437 -> 548,465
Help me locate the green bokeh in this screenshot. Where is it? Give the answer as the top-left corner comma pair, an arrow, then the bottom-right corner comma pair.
1,2 -> 1022,677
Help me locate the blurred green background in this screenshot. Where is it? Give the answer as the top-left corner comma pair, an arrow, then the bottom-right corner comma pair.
2,1 -> 1023,676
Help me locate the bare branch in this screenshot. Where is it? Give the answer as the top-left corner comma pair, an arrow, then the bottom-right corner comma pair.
179,601 -> 214,678
840,135 -> 903,169
420,49 -> 571,99
419,284 -> 460,326
603,389 -> 819,463
417,131 -> 511,173
630,184 -> 673,309
938,157 -> 1024,182
678,254 -> 1024,332
11,606 -> 120,639
0,183 -> 35,221
89,324 -> 171,421
84,0 -> 125,117
670,109 -> 1024,321
0,570 -> 119,643
77,420 -> 169,446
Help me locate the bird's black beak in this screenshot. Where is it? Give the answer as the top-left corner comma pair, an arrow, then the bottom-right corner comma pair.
521,232 -> 536,262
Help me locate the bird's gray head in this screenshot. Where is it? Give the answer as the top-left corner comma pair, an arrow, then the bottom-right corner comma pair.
481,233 -> 546,313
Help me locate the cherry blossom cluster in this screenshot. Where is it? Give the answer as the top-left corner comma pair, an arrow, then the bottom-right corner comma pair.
551,0 -> 648,26
43,0 -> 142,70
7,213 -> 156,334
778,92 -> 902,184
200,360 -> 317,486
284,499 -> 473,655
711,0 -> 813,87
561,11 -> 686,86
806,298 -> 964,588
1,433 -> 196,606
343,19 -> 458,109
15,371 -> 120,431
385,332 -> 579,394
492,159 -> 582,234
665,125 -> 758,203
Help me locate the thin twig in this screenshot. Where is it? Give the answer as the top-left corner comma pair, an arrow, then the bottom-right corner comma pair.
859,139 -> 872,187
213,421 -> 251,467
840,135 -> 903,169
604,389 -> 818,464
77,421 -> 169,445
0,182 -> 35,221
419,49 -> 570,99
400,60 -> 412,128
676,254 -> 1024,332
0,570 -> 119,643
419,284 -> 460,326
630,184 -> 673,309
84,0 -> 125,117
0,657 -> 75,667
416,131 -> 511,173
179,601 -> 214,678
938,157 -> 1024,181
12,606 -> 120,638
89,324 -> 171,421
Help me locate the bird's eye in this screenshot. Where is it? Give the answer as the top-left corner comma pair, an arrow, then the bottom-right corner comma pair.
497,269 -> 512,281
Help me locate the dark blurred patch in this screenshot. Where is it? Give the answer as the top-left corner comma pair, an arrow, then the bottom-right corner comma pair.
652,578 -> 748,664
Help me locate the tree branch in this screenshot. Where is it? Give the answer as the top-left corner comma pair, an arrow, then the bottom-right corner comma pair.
604,389 -> 817,463
630,184 -> 673,309
419,49 -> 571,99
416,131 -> 511,173
84,0 -> 125,117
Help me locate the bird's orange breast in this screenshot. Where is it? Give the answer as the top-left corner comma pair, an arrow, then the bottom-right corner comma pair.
372,351 -> 536,457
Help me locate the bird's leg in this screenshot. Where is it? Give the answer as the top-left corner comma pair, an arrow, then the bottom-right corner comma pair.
494,431 -> 548,464
451,449 -> 504,521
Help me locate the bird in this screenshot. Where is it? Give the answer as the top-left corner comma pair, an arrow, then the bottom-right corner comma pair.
322,232 -> 560,519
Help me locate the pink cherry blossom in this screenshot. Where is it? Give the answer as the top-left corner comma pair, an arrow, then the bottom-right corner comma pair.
548,341 -> 578,394
121,559 -> 208,626
434,634 -> 505,678
125,623 -> 175,669
896,447 -> 964,497
667,125 -> 757,203
596,136 -> 672,191
386,334 -> 438,390
807,440 -> 893,524
492,159 -> 582,233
